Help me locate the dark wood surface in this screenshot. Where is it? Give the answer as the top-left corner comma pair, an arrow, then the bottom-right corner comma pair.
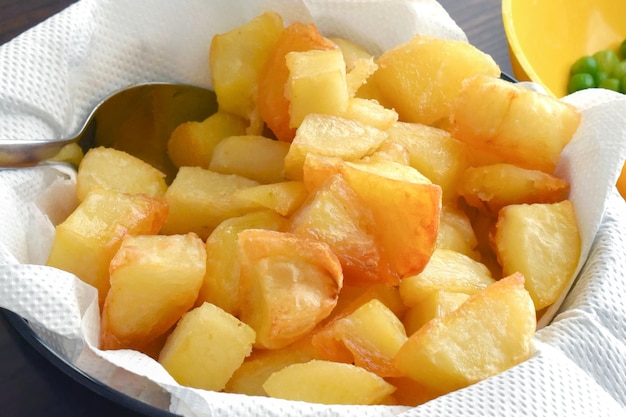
0,1 -> 512,416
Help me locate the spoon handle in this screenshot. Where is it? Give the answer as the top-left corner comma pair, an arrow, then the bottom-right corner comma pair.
0,138 -> 76,167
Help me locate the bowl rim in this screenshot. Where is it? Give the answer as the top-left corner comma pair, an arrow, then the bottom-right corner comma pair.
501,0 -> 557,97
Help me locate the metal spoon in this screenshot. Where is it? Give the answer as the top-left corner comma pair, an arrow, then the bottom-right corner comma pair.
0,82 -> 218,179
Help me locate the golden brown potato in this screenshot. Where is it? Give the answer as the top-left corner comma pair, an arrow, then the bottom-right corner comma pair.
100,233 -> 205,351
289,174 -> 385,286
398,248 -> 495,307
458,163 -> 570,214
310,299 -> 408,377
210,11 -> 284,120
46,189 -> 168,306
167,111 -> 248,169
160,166 -> 259,239
394,273 -> 535,393
373,35 -> 500,125
284,113 -> 387,180
339,160 -> 442,282
450,75 -> 581,173
198,210 -> 286,316
386,121 -> 469,202
237,229 -> 343,349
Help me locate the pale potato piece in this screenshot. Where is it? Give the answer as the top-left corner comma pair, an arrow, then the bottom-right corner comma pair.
159,302 -> 256,391
46,189 -> 168,306
402,290 -> 470,335
285,48 -> 349,128
494,200 -> 581,310
284,113 -> 387,180
76,147 -> 167,202
100,233 -> 206,351
386,121 -> 469,201
360,140 -> 410,166
263,360 -> 396,405
209,135 -> 290,184
314,299 -> 408,377
373,35 -> 500,125
458,163 -> 570,213
399,248 -> 495,307
450,75 -> 581,173
167,111 -> 248,169
210,11 -> 284,119
237,229 -> 343,349
198,210 -> 286,316
225,337 -> 320,396
394,273 -> 536,393
231,181 -> 308,217
160,166 -> 259,239
329,37 -> 374,71
436,203 -> 479,259
345,58 -> 378,96
341,97 -> 398,130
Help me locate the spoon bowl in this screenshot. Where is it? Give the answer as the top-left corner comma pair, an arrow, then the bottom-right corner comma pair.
0,83 -> 218,179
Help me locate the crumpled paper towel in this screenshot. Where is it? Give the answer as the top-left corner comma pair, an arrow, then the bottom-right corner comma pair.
1,0 -> 626,416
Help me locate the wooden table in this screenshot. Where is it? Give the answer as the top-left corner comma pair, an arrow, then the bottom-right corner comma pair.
0,1 -> 512,416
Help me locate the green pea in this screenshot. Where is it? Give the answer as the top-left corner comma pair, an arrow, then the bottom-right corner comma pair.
568,73 -> 595,94
594,71 -> 609,86
599,78 -> 621,92
613,60 -> 626,79
593,49 -> 620,74
570,55 -> 599,76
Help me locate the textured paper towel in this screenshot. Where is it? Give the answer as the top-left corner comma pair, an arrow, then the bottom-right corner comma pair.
1,0 -> 626,416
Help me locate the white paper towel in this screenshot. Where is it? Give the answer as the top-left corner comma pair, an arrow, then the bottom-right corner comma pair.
1,0 -> 625,416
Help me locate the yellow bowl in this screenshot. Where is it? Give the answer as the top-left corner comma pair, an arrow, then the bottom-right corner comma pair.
502,0 -> 626,97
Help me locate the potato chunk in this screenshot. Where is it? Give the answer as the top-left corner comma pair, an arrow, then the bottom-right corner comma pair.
386,121 -> 469,201
394,273 -> 536,393
263,360 -> 396,405
100,233 -> 206,351
289,174 -> 385,286
402,290 -> 470,335
494,200 -> 581,310
312,299 -> 408,377
209,135 -> 290,183
198,210 -> 286,316
399,248 -> 495,307
373,35 -> 500,125
46,189 -> 168,306
237,229 -> 343,349
339,160 -> 441,282
167,111 -> 247,169
450,75 -> 581,173
209,11 -> 284,120
225,337 -> 319,396
285,48 -> 349,128
284,113 -> 387,180
159,302 -> 255,391
458,163 -> 570,214
160,166 -> 259,239
257,21 -> 337,142
76,147 -> 167,202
